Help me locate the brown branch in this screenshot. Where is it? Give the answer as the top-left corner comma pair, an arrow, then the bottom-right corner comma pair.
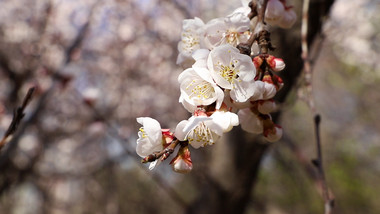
256,0 -> 268,25
312,115 -> 334,214
237,0 -> 271,55
141,139 -> 181,163
0,87 -> 35,150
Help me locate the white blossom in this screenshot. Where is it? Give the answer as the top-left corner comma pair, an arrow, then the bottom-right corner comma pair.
136,117 -> 164,169
204,13 -> 251,50
175,116 -> 223,149
250,81 -> 277,101
178,67 -> 224,109
207,44 -> 256,102
177,17 -> 206,68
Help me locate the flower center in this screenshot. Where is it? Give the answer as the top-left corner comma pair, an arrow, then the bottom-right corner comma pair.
187,122 -> 215,147
218,62 -> 239,84
186,80 -> 214,99
224,30 -> 239,44
139,127 -> 147,138
182,31 -> 200,53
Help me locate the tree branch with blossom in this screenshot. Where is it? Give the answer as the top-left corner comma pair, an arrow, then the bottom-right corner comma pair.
137,0 -> 297,173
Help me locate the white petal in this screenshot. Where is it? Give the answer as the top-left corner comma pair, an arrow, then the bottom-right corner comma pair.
136,137 -> 162,157
238,108 -> 263,134
263,82 -> 277,99
179,96 -> 197,113
136,117 -> 162,142
175,120 -> 189,141
211,111 -> 239,133
183,116 -> 212,134
192,49 -> 210,61
204,120 -> 224,136
229,80 -> 256,102
214,86 -> 225,109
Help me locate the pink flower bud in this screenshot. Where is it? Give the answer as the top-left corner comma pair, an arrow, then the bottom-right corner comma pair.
264,125 -> 283,142
258,100 -> 276,114
266,55 -> 285,72
170,145 -> 193,173
162,129 -> 174,147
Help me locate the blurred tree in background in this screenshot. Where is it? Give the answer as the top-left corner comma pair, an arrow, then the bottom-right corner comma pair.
0,0 -> 379,213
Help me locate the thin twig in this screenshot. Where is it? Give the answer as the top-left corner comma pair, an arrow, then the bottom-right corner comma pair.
282,134 -> 335,206
301,1 -> 334,212
141,139 -> 180,163
301,0 -> 316,113
0,87 -> 35,150
312,115 -> 334,214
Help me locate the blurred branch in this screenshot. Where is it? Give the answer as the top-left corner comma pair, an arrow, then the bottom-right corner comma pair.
282,134 -> 335,205
301,0 -> 334,212
0,87 -> 35,150
0,1 -> 98,195
312,115 -> 334,214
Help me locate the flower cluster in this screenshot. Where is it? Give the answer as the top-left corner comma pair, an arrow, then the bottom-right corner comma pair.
135,0 -> 296,173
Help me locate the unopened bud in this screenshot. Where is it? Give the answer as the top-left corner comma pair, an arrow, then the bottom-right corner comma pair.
258,100 -> 276,114
170,145 -> 193,173
266,55 -> 285,72
264,124 -> 283,142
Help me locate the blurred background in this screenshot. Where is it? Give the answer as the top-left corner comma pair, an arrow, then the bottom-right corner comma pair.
0,0 -> 379,213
